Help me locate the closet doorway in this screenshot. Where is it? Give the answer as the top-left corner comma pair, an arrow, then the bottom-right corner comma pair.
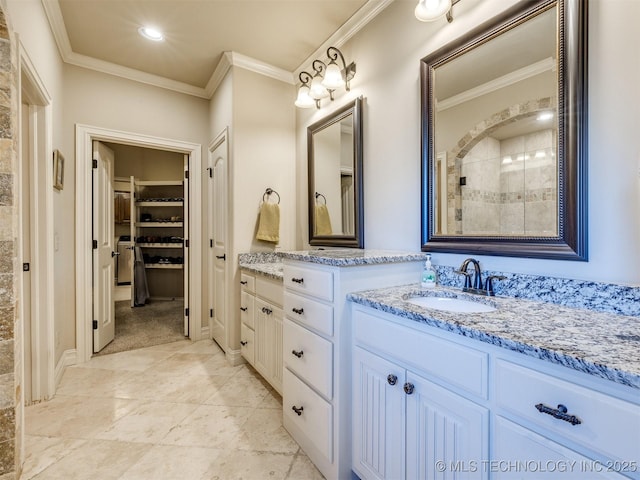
76,125 -> 203,364
94,142 -> 189,356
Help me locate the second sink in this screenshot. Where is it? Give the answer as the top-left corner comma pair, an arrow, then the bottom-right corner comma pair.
406,295 -> 496,313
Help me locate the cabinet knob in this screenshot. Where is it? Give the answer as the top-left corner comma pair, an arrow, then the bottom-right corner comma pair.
292,405 -> 304,416
535,403 -> 582,425
387,374 -> 398,386
291,349 -> 304,358
403,382 -> 415,395
240,280 -> 247,285
292,307 -> 304,315
291,277 -> 304,284
240,340 -> 247,346
240,307 -> 247,312
262,307 -> 272,315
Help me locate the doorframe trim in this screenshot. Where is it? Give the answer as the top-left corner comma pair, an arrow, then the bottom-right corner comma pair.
75,124 -> 202,363
18,38 -> 56,401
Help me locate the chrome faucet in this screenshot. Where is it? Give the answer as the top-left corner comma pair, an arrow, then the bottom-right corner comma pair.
455,258 -> 505,296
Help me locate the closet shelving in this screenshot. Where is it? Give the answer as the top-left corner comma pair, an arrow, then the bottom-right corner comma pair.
131,178 -> 185,271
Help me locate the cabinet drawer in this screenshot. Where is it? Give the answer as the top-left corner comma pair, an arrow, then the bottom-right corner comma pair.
283,368 -> 333,463
494,359 -> 640,465
284,291 -> 333,336
256,276 -> 283,307
493,416 -> 628,479
240,323 -> 254,365
240,272 -> 255,293
283,319 -> 333,399
283,265 -> 333,302
353,308 -> 488,399
240,291 -> 254,329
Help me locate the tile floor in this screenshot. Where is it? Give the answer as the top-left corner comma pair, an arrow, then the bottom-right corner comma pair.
23,339 -> 325,480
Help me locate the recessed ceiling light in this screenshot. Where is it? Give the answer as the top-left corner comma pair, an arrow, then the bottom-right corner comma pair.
138,26 -> 164,42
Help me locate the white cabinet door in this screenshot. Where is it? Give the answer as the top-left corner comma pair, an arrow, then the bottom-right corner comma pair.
352,346 -> 405,480
405,372 -> 489,480
493,416 -> 628,479
254,297 -> 283,394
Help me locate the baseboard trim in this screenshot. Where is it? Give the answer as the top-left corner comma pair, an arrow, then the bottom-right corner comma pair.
54,349 -> 77,389
226,348 -> 245,367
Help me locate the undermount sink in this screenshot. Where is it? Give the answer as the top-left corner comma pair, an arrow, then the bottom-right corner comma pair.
406,296 -> 496,313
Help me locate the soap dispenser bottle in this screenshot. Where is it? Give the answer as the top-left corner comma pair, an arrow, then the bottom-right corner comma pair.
421,254 -> 437,288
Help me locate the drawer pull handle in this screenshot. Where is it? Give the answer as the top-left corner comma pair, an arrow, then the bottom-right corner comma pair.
240,280 -> 248,285
240,307 -> 247,312
292,405 -> 304,416
403,382 -> 415,395
240,340 -> 247,346
292,307 -> 304,315
261,307 -> 272,315
291,277 -> 304,284
535,403 -> 582,426
291,349 -> 304,358
387,374 -> 398,386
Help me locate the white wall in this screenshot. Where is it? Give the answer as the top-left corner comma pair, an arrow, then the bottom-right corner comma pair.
4,0 -> 67,362
296,0 -> 640,286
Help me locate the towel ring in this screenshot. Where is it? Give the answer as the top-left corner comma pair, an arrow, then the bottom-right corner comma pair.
315,192 -> 327,204
263,188 -> 280,204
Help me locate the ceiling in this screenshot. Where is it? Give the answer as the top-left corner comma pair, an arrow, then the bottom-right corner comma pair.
45,0 -> 389,99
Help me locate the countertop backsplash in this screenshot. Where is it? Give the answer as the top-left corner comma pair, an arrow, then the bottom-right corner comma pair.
236,251 -> 640,317
435,265 -> 640,317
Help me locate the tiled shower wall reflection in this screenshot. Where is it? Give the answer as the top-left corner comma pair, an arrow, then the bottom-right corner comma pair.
452,129 -> 557,235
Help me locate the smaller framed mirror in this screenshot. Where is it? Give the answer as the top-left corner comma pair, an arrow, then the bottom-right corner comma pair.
308,97 -> 364,248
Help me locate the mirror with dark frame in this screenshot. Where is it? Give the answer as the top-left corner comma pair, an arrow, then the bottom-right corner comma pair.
308,97 -> 364,248
420,0 -> 587,260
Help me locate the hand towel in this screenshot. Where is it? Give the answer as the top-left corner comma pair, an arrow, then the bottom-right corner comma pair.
314,204 -> 332,235
256,202 -> 280,243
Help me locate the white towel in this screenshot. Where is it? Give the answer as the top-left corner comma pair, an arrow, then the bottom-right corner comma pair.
314,204 -> 332,235
256,202 -> 280,243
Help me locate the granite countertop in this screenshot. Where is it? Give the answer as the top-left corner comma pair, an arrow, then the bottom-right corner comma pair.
238,252 -> 283,280
278,249 -> 428,267
347,284 -> 640,390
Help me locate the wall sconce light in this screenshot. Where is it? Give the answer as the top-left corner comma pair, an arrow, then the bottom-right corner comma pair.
295,46 -> 356,109
415,0 -> 460,23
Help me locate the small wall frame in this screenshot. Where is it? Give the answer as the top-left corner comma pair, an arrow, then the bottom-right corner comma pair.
53,149 -> 64,191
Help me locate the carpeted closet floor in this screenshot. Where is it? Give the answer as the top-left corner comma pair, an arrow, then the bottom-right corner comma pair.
95,299 -> 186,356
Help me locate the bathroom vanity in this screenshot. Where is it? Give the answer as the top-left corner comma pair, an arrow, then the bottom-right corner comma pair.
278,250 -> 427,480
238,253 -> 284,393
348,285 -> 640,480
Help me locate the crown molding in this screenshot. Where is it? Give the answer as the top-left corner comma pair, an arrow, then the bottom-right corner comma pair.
294,0 -> 394,79
205,51 -> 295,97
42,0 -> 388,98
436,57 -> 556,111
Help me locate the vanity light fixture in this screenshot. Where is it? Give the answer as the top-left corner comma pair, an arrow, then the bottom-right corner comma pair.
138,26 -> 164,42
295,46 -> 356,109
415,0 -> 460,23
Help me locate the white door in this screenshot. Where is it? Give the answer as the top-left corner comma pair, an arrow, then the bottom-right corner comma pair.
352,346 -> 406,480
20,102 -> 33,402
209,134 -> 227,349
92,141 -> 116,352
129,175 -> 136,307
183,155 -> 190,336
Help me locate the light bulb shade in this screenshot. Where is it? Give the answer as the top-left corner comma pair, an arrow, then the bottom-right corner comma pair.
414,0 -> 452,21
294,86 -> 315,108
309,75 -> 329,100
322,63 -> 344,90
